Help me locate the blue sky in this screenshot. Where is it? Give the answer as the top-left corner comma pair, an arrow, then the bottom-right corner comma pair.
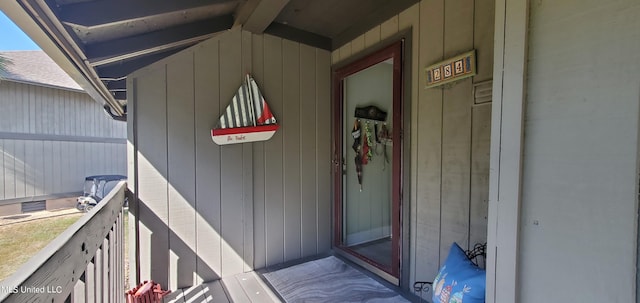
0,10 -> 40,50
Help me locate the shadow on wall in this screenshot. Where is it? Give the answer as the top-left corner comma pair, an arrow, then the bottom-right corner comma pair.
136,199 -> 223,287
132,136 -> 253,290
130,29 -> 333,291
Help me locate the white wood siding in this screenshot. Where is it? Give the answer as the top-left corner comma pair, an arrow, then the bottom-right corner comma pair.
518,1 -> 640,302
129,29 -> 332,287
333,0 -> 495,289
0,81 -> 126,203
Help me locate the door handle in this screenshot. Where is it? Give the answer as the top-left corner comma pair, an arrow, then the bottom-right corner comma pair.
332,156 -> 347,175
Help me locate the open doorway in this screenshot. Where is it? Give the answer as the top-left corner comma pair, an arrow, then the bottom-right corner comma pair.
333,40 -> 403,283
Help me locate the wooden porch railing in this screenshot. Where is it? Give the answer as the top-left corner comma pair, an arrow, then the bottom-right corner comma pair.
0,181 -> 127,303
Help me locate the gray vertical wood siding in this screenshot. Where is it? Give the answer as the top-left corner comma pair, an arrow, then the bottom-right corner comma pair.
333,0 -> 494,288
134,66 -> 170,287
519,1 -> 640,302
0,81 -> 126,203
129,29 -> 332,286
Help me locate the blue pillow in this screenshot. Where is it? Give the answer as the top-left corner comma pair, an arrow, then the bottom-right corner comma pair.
432,242 -> 486,303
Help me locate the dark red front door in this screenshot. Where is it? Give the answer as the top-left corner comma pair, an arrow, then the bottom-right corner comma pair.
333,40 -> 403,280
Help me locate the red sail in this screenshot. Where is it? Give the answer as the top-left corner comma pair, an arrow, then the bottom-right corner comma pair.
257,101 -> 275,125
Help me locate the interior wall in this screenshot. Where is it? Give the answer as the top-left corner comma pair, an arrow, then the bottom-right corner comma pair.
332,0 -> 494,288
128,29 -> 332,289
519,1 -> 640,302
343,62 -> 393,246
0,81 -> 127,204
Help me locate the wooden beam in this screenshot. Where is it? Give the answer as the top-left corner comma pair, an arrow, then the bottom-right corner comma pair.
58,0 -> 238,27
95,48 -> 187,79
264,22 -> 332,50
233,0 -> 260,28
86,15 -> 233,66
239,0 -> 290,33
106,79 -> 126,90
111,91 -> 127,100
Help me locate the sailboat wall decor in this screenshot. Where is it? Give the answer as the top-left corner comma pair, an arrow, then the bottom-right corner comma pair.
211,74 -> 279,145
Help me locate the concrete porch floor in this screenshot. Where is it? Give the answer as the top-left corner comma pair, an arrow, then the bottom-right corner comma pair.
162,254 -> 419,303
162,271 -> 280,303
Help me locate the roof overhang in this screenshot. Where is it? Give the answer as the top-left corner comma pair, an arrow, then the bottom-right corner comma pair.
0,0 -> 123,116
1,0 -> 419,121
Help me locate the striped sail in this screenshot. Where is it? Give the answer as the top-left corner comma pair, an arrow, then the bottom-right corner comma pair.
217,75 -> 276,129
211,74 -> 278,145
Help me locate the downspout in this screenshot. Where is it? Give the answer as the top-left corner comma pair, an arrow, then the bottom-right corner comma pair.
104,105 -> 127,122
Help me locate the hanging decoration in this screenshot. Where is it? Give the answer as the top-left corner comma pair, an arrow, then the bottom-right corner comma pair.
211,74 -> 279,145
378,123 -> 391,170
351,120 -> 363,191
351,105 -> 389,191
362,122 -> 372,164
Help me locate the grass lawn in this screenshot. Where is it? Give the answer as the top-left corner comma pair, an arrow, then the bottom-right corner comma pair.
0,208 -> 130,290
0,213 -> 83,281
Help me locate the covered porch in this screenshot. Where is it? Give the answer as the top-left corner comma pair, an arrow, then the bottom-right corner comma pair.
0,181 -> 413,302
2,0 -> 639,302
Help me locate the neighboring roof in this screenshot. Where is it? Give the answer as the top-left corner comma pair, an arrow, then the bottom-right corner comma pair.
0,50 -> 83,91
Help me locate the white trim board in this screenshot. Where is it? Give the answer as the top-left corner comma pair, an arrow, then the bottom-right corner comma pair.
486,0 -> 529,302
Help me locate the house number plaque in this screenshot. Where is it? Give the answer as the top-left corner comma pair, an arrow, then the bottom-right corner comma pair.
425,50 -> 476,88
